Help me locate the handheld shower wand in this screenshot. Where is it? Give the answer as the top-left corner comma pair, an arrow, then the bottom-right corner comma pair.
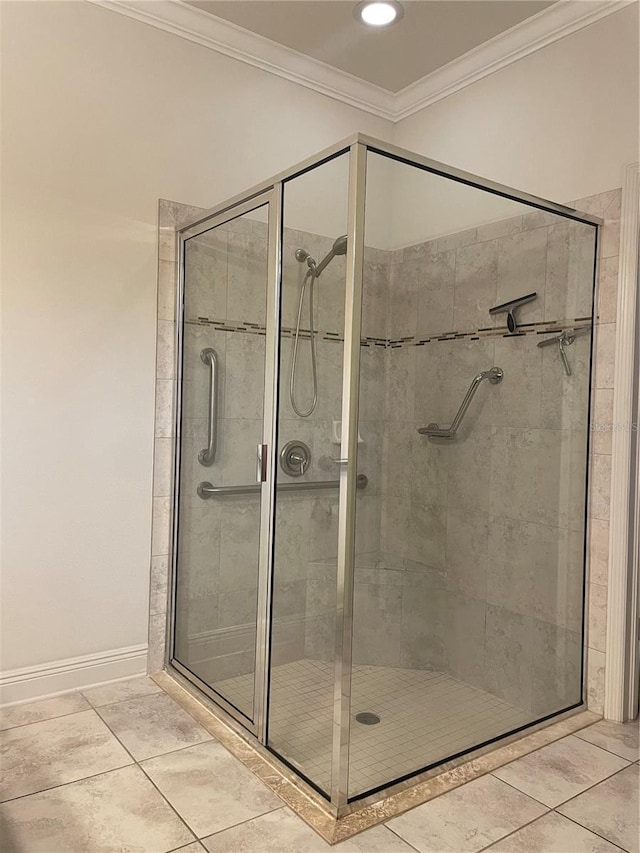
290,235 -> 348,418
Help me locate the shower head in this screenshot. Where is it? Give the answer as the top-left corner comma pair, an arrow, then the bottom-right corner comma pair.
333,234 -> 348,255
314,234 -> 348,277
295,247 -> 317,274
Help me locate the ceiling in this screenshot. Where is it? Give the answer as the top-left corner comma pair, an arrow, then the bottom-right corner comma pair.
186,0 -> 554,92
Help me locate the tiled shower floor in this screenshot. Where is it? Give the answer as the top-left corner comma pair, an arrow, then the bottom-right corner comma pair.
214,659 -> 534,797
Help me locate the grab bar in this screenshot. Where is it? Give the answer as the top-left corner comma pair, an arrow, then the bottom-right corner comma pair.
418,367 -> 503,439
198,348 -> 219,466
197,473 -> 368,499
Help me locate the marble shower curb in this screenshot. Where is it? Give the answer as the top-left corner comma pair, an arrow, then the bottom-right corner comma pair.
151,668 -> 600,845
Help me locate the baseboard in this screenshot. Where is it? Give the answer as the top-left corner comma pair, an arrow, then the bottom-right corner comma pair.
0,643 -> 148,706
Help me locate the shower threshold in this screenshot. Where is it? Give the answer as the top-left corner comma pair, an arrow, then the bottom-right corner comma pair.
155,667 -> 598,844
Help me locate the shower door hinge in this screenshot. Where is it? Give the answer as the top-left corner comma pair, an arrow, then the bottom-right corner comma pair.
256,444 -> 268,483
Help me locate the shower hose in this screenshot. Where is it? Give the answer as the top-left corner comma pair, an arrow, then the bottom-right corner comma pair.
289,268 -> 318,418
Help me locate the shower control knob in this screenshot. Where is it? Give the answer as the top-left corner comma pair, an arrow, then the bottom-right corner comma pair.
280,440 -> 311,477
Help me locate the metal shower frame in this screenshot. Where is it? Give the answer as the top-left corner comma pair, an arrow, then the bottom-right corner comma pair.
167,133 -> 601,813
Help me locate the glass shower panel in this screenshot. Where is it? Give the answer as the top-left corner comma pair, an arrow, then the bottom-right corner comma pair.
348,149 -> 597,798
173,203 -> 270,723
267,152 -> 350,795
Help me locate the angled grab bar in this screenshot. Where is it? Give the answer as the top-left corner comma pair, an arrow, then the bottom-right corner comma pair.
197,473 -> 368,499
198,348 -> 219,466
418,367 -> 503,439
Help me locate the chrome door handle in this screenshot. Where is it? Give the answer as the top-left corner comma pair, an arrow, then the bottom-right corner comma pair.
198,348 -> 219,466
256,444 -> 268,483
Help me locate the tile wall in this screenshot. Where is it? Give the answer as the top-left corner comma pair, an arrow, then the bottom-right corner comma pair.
365,209 -> 594,719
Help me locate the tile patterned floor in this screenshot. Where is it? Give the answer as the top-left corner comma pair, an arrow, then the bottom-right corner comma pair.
216,659 -> 534,797
0,675 -> 637,852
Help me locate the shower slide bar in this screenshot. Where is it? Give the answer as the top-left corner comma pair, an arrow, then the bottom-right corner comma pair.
198,348 -> 219,466
197,473 -> 368,499
418,367 -> 504,439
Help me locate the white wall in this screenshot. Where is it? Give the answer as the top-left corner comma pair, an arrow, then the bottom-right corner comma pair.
0,0 -> 391,684
395,4 -> 639,208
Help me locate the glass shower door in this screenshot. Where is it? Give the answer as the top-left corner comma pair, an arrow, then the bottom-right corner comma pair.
348,147 -> 597,800
172,197 -> 273,729
267,151 -> 351,798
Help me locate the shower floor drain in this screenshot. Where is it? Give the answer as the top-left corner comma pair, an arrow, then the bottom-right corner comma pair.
355,712 -> 381,725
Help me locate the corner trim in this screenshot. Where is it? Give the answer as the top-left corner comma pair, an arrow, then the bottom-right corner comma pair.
86,0 -> 631,123
0,644 -> 148,706
605,161 -> 640,722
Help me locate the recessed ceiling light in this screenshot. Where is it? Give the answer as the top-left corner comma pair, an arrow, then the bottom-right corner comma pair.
354,1 -> 404,28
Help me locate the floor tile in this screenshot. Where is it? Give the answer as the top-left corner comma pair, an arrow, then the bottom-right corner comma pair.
202,807 -> 415,852
575,719 -> 640,762
386,773 -> 547,853
0,709 -> 132,802
492,735 -> 629,807
487,811 -> 624,852
82,675 -> 163,708
172,844 -> 206,852
0,692 -> 89,731
141,740 -> 281,837
0,765 -> 194,853
558,764 -> 639,853
97,692 -> 213,760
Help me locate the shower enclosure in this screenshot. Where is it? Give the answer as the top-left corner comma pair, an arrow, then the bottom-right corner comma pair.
168,135 -> 599,812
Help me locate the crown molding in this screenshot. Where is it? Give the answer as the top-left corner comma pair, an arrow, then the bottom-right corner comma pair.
88,0 -> 632,123
394,0 -> 633,120
88,0 -> 396,119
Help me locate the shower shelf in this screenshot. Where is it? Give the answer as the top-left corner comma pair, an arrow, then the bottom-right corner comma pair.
418,367 -> 503,439
197,473 -> 368,499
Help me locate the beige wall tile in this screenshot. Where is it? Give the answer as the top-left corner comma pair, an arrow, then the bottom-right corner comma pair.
157,260 -> 178,322
597,255 -> 619,324
589,454 -> 612,521
594,323 -> 616,389
151,497 -> 171,557
153,438 -> 173,498
156,320 -> 176,380
150,555 -> 169,617
588,582 -> 608,653
154,380 -> 175,439
587,648 -> 606,713
591,389 -> 614,454
588,518 -> 610,587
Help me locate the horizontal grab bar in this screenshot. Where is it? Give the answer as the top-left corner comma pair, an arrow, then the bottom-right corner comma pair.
418,367 -> 503,439
197,473 -> 368,499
